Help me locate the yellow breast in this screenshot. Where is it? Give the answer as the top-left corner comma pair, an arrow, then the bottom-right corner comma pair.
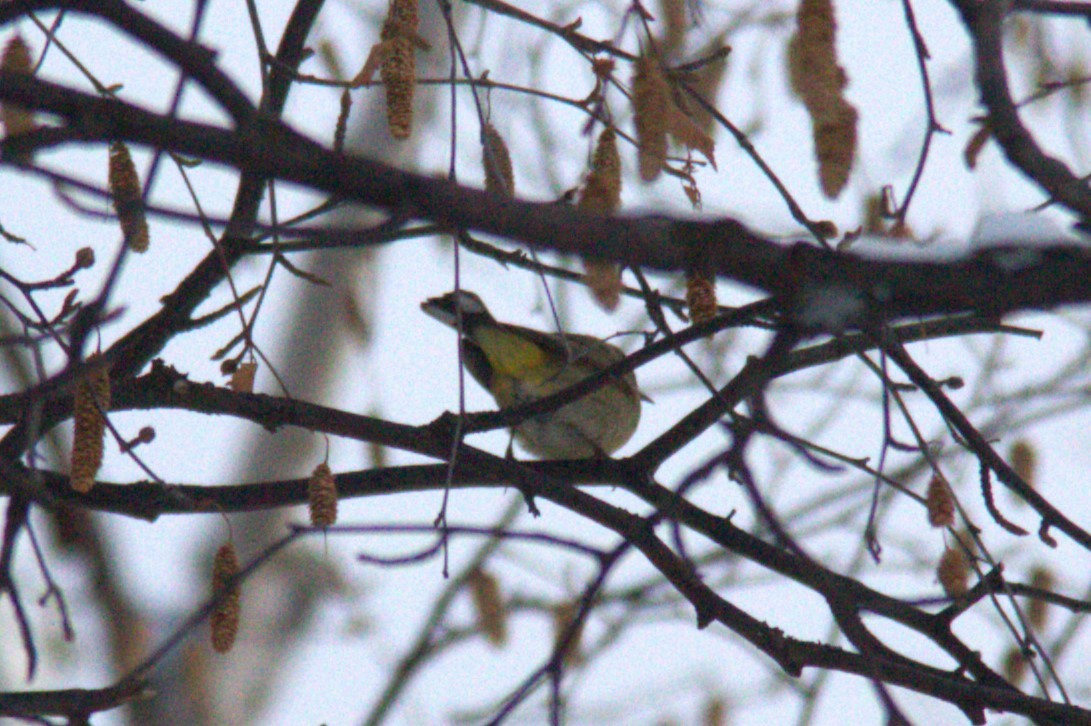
474,326 -> 557,383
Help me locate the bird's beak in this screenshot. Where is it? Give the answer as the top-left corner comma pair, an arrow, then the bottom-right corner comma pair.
420,296 -> 458,329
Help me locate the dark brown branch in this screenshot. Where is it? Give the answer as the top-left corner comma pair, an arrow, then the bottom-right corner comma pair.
886,341 -> 1091,551
0,314 -> 1030,519
0,0 -> 256,123
895,0 -> 950,222
538,471 -> 1082,723
0,0 -> 323,473
4,75 -> 1091,328
0,680 -> 149,720
0,496 -> 36,678
1013,0 -> 1091,17
950,0 -> 1091,220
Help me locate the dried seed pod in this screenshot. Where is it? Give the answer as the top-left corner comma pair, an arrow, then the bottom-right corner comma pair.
75,247 -> 96,269
1,35 -> 37,158
308,462 -> 338,528
482,123 -> 514,196
813,220 -> 839,239
211,543 -> 241,653
632,52 -> 670,181
229,361 -> 258,393
937,545 -> 970,598
468,567 -> 507,647
1026,566 -> 1054,630
70,358 -> 111,493
108,141 -> 150,253
551,599 -> 585,666
685,271 -> 717,326
925,472 -> 955,528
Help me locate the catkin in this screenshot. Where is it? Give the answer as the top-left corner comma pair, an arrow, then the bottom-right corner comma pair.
632,53 -> 670,182
482,124 -> 514,197
580,129 -> 621,213
1002,645 -> 1027,684
659,0 -> 688,59
71,359 -> 111,493
308,462 -> 338,528
383,0 -> 418,35
1009,439 -> 1037,488
786,0 -> 858,198
381,37 -> 415,139
580,128 -> 623,310
468,567 -> 507,647
685,271 -> 717,326
814,105 -> 857,199
702,696 -> 728,726
925,472 -> 955,528
584,263 -> 623,311
108,142 -> 150,253
1026,566 -> 1054,629
380,0 -> 419,140
211,543 -> 241,653
1,35 -> 36,156
937,545 -> 970,598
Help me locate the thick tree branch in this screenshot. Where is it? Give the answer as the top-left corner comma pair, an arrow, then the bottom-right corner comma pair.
2,76 -> 1091,328
0,0 -> 256,123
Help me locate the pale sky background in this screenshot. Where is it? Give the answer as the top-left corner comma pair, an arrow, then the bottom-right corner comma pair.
3,1 -> 1091,724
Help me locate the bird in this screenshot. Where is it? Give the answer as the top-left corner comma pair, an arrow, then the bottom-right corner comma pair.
421,290 -> 642,459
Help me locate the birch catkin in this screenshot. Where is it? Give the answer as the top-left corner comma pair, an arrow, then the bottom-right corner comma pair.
211,543 -> 241,653
108,141 -> 150,253
580,128 -> 624,310
786,0 -> 858,198
632,53 -> 670,182
380,0 -> 418,140
1,35 -> 37,161
71,359 -> 111,493
308,462 -> 338,527
482,123 -> 514,197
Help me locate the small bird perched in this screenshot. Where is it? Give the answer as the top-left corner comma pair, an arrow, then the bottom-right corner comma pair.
421,290 -> 642,459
